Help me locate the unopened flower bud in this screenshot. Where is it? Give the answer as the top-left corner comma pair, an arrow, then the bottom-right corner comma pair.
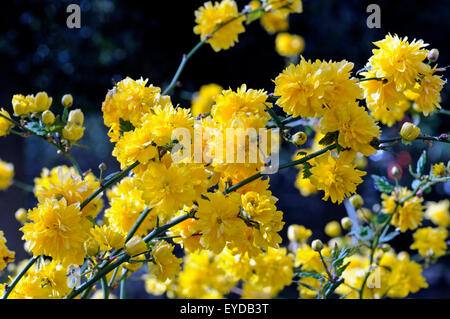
381,243 -> 391,252
84,239 -> 100,256
292,131 -> 307,146
311,239 -> 323,252
427,49 -> 439,63
349,194 -> 364,209
125,236 -> 147,256
400,122 -> 420,142
324,221 -> 341,237
42,110 -> 55,126
15,208 -> 27,224
35,92 -> 52,112
68,109 -> 84,126
61,94 -> 74,108
341,217 -> 353,230
390,165 -> 400,177
99,162 -> 107,171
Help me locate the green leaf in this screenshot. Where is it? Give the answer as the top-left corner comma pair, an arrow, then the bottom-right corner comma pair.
336,262 -> 350,277
24,121 -> 47,136
119,118 -> 135,135
380,231 -> 399,243
318,131 -> 338,146
302,162 -> 313,179
416,150 -> 427,176
372,175 -> 394,193
356,226 -> 375,242
296,272 -> 323,280
376,213 -> 390,224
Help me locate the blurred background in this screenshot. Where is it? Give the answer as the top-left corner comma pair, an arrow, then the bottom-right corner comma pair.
0,0 -> 449,298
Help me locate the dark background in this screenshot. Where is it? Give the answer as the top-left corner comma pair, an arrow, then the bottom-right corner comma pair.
0,0 -> 449,298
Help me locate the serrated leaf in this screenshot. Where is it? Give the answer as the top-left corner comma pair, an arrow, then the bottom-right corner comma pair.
416,150 -> 427,176
302,162 -> 312,179
371,175 -> 394,193
318,131 -> 338,146
380,231 -> 399,243
24,121 -> 47,136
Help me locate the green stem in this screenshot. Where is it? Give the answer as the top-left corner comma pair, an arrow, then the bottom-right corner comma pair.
101,276 -> 109,299
224,144 -> 337,194
119,270 -> 128,299
125,206 -> 152,242
13,180 -> 34,193
1,256 -> 38,299
162,7 -> 264,96
80,161 -> 139,210
65,153 -> 83,178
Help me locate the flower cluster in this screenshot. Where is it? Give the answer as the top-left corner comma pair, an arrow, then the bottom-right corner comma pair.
0,0 -> 448,301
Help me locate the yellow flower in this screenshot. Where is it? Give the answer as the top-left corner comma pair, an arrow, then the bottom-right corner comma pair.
320,101 -> 380,156
90,225 -> 125,251
287,224 -> 312,243
191,83 -> 223,117
8,260 -> 70,299
275,33 -> 305,57
138,161 -> 198,221
112,124 -> 158,169
21,198 -> 88,266
167,207 -> 202,253
410,227 -> 448,258
12,94 -> 35,115
193,0 -> 245,52
432,163 -> 446,177
0,159 -> 14,190
295,244 -> 331,273
260,9 -> 289,34
102,77 -> 169,142
194,191 -> 246,253
34,165 -> 103,220
244,247 -> 294,297
369,34 -> 429,91
406,67 -> 446,116
176,250 -> 235,298
0,108 -> 14,136
360,71 -> 407,125
294,170 -> 318,196
274,58 -> 362,117
0,230 -> 15,271
426,200 -> 450,228
212,84 -> 270,129
380,252 -> 428,298
381,187 -> 425,232
240,191 -> 284,251
105,177 -> 156,237
310,152 -> 366,204
143,104 -> 194,147
34,92 -> 53,112
62,122 -> 85,141
148,241 -> 182,281
269,0 -> 303,13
